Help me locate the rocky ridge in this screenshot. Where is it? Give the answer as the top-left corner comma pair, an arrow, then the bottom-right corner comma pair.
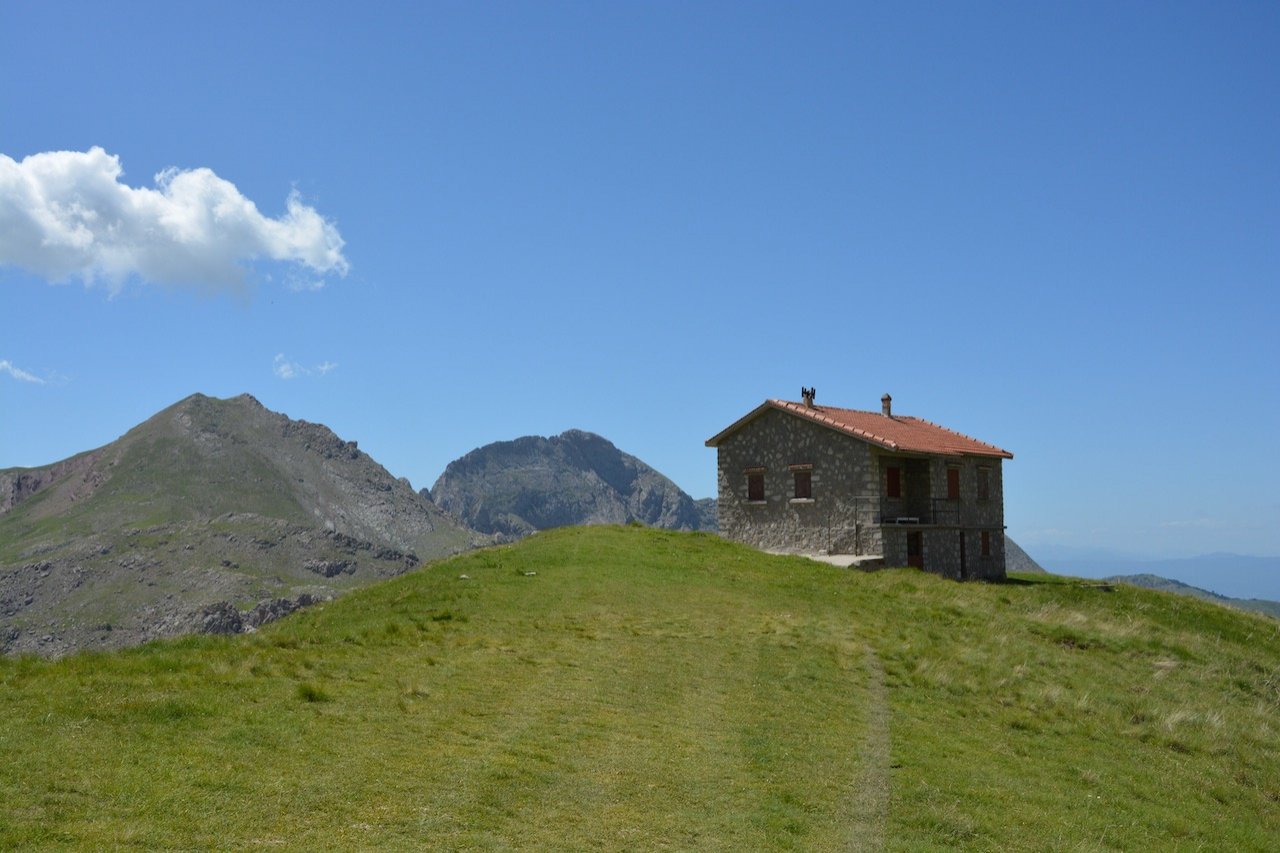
1005,537 -> 1047,574
430,429 -> 717,539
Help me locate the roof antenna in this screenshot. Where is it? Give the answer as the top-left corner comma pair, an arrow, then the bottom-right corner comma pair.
801,386 -> 816,407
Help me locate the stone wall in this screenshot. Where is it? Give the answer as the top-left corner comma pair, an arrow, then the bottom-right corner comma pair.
715,408 -> 880,555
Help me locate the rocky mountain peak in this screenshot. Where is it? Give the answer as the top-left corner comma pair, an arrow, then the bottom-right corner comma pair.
430,429 -> 716,539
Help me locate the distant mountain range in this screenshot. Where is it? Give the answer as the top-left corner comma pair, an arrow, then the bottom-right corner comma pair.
1009,545 -> 1280,618
1036,550 -> 1280,604
0,393 -> 485,655
1103,574 -> 1280,619
429,429 -> 717,538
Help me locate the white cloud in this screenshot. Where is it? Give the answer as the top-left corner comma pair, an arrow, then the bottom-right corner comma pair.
285,273 -> 327,292
0,359 -> 44,384
274,353 -> 336,380
0,147 -> 348,293
273,353 -> 301,380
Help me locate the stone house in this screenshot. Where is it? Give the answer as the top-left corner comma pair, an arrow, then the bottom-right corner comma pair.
706,391 -> 1013,580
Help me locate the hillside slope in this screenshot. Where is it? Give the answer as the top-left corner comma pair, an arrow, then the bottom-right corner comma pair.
1,527 -> 1276,850
1108,573 -> 1280,619
0,393 -> 485,655
430,429 -> 716,537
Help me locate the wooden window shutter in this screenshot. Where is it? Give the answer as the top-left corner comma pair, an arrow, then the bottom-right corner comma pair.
794,470 -> 812,499
886,466 -> 901,499
947,467 -> 960,500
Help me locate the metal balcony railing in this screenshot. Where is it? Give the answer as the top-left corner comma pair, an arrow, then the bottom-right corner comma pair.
879,497 -> 960,526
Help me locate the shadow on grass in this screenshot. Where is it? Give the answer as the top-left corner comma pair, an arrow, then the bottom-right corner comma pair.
999,573 -> 1069,587
1002,574 -> 1121,595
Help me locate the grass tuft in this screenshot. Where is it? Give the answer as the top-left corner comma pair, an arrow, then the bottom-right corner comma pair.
295,682 -> 330,703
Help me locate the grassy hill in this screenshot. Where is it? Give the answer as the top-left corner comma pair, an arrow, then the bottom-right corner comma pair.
2,526 -> 1277,849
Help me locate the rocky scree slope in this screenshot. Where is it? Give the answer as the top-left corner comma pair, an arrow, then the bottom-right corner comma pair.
0,393 -> 485,656
430,429 -> 716,539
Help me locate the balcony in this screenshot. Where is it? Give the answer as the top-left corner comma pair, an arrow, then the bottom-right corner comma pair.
879,497 -> 960,526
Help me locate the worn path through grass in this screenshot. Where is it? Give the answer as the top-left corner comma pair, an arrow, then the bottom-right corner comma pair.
848,644 -> 890,852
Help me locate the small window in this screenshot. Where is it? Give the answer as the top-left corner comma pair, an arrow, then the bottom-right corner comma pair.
946,467 -> 960,500
977,467 -> 990,501
747,472 -> 765,502
793,470 -> 812,500
981,530 -> 992,557
886,465 -> 901,499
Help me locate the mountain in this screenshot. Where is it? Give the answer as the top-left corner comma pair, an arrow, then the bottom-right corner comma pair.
1105,573 -> 1280,619
0,393 -> 485,656
693,496 -> 718,530
1004,537 -> 1047,573
430,429 -> 716,538
1042,552 -> 1280,603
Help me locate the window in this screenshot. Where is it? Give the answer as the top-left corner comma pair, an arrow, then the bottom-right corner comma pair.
981,530 -> 991,557
789,463 -> 813,500
746,469 -> 765,502
793,470 -> 812,500
946,466 -> 960,500
977,467 -> 990,501
886,465 -> 901,499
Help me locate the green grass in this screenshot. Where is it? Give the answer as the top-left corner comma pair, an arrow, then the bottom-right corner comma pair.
1,526 -> 1278,850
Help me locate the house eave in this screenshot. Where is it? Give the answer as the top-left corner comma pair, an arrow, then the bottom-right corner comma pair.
705,401 -> 775,447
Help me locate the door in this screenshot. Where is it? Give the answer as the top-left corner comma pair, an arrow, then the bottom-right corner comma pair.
907,532 -> 923,569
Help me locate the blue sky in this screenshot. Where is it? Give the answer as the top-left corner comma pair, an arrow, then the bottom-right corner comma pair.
2,1 -> 1277,560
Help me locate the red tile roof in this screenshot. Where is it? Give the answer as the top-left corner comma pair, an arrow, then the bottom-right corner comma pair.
706,399 -> 1013,459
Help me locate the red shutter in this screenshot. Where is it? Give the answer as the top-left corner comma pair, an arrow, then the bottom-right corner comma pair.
886,466 -> 901,499
947,468 -> 960,500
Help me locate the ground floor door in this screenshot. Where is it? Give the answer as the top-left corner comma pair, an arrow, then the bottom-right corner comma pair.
959,531 -> 967,579
907,531 -> 923,569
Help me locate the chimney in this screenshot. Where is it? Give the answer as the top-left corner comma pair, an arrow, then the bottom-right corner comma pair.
801,386 -> 816,407
881,393 -> 892,417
